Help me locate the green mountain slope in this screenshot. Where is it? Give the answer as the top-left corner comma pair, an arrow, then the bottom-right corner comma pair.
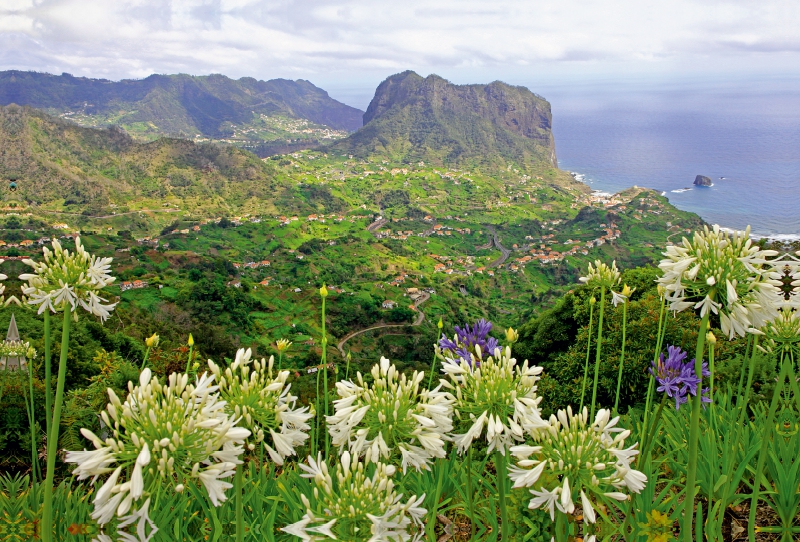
0,70 -> 363,138
329,71 -> 557,169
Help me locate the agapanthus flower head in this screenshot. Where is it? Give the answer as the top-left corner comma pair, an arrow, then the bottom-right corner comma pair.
0,339 -> 35,370
759,303 -> 800,356
440,344 -> 546,455
65,368 -> 250,525
282,451 -> 426,541
20,237 -> 117,321
209,348 -> 313,465
649,345 -> 710,410
579,260 -> 621,290
508,407 -> 646,523
438,318 -> 499,365
327,357 -> 453,473
657,225 -> 781,339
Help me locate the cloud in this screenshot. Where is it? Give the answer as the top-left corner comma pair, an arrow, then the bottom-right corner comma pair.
1,0 -> 799,85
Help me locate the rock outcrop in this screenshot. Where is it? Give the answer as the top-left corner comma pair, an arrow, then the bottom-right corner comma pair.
693,175 -> 713,187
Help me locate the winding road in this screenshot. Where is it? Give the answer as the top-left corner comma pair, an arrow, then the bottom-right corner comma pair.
485,225 -> 511,268
336,291 -> 430,358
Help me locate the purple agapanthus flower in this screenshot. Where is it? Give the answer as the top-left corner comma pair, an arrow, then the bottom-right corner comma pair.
439,318 -> 499,365
650,345 -> 711,410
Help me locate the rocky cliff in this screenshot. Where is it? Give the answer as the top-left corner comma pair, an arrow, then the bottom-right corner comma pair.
329,71 -> 558,169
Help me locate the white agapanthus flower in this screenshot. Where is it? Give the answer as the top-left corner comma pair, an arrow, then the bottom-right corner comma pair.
509,407 -> 646,524
282,451 -> 426,542
440,345 -> 547,455
66,368 -> 250,525
0,340 -> 36,370
327,357 -> 453,473
758,303 -> 800,356
579,260 -> 621,290
657,225 -> 781,338
209,347 -> 313,465
20,237 -> 117,321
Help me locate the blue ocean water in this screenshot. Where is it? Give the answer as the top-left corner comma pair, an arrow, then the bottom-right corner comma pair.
547,79 -> 800,238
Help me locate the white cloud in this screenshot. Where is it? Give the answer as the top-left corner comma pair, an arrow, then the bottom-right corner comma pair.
2,0 -> 800,92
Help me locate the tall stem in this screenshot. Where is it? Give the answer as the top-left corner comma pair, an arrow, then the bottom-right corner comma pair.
682,309 -> 710,542
27,357 -> 39,487
428,326 -> 443,389
140,346 -> 151,370
495,450 -> 508,541
590,286 -> 606,419
738,335 -> 760,427
41,311 -> 72,542
466,448 -> 475,541
235,463 -> 244,542
43,311 -> 52,442
321,294 -> 329,459
613,300 -> 628,413
643,296 -> 667,439
579,301 -> 595,412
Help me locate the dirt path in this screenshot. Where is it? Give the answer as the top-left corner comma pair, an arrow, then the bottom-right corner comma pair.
337,292 -> 430,358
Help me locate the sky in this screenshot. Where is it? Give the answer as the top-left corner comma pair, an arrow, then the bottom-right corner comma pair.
2,0 -> 800,109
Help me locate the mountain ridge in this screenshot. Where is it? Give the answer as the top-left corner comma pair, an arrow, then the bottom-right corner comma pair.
330,71 -> 558,170
0,71 -> 364,137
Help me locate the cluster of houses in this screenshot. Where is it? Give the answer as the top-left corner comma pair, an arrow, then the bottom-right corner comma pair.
374,223 -> 472,241
232,260 -> 270,270
120,280 -> 149,292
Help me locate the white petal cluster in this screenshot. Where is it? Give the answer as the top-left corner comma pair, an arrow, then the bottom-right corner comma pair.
509,407 -> 646,523
657,225 -> 781,338
327,357 -> 453,473
441,345 -> 547,455
282,451 -> 426,541
759,303 -> 800,356
0,339 -> 35,370
20,237 -> 117,321
209,347 -> 313,465
579,260 -> 621,290
65,368 -> 250,525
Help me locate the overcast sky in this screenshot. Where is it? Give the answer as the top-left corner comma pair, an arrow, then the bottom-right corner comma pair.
2,0 -> 800,109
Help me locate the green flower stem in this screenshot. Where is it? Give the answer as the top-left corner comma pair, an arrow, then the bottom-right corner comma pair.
277,352 -> 283,372
185,342 -> 194,374
579,300 -> 595,412
427,458 -> 446,540
345,352 -> 351,381
140,345 -> 152,370
643,295 -> 667,442
737,335 -> 760,427
467,447 -> 475,541
321,294 -> 329,459
642,392 -> 668,460
43,311 -> 52,442
590,286 -> 606,419
613,299 -> 629,414
235,462 -> 244,542
41,311 -> 72,542
747,354 -> 794,542
495,450 -> 509,541
428,327 -> 443,390
26,357 -> 39,486
682,309 -> 710,542
736,334 -> 753,399
314,365 -> 321,456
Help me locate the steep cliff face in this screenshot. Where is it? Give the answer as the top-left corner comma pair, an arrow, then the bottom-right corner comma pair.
0,71 -> 364,136
331,71 -> 557,169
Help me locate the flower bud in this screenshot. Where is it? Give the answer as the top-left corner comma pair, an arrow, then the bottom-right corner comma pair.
621,284 -> 635,298
706,331 -> 717,345
590,296 -> 596,305
188,334 -> 194,347
320,284 -> 328,298
437,318 -> 443,329
146,333 -> 160,349
505,327 -> 519,343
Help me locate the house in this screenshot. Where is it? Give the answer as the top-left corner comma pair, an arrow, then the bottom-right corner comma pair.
227,280 -> 242,288
293,288 -> 302,293
19,239 -> 34,247
382,300 -> 397,309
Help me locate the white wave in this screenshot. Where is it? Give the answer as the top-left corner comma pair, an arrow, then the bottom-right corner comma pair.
671,188 -> 693,193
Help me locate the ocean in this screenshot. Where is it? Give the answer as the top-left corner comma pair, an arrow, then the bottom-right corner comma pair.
546,77 -> 800,238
